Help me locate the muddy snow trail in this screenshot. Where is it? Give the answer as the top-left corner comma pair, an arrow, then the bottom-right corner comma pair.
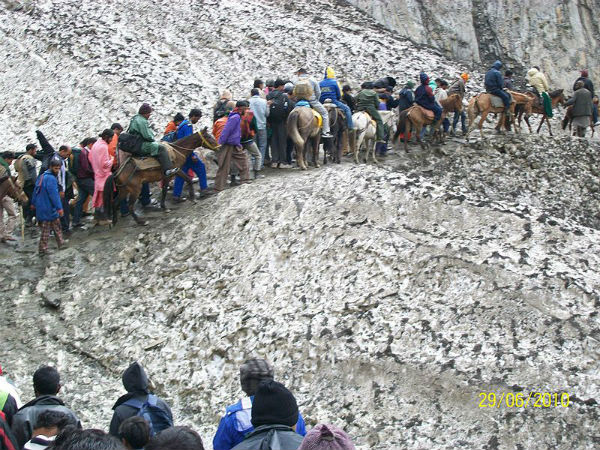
2,135 -> 599,449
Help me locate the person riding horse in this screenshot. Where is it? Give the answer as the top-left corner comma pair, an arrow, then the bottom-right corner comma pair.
415,72 -> 442,126
526,67 -> 552,117
484,61 -> 511,117
355,82 -> 385,143
319,67 -> 354,131
128,103 -> 180,177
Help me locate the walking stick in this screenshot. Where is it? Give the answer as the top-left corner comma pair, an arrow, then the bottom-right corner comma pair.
20,205 -> 25,242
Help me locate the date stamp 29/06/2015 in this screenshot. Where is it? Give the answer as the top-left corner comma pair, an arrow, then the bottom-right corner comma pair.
478,392 -> 570,408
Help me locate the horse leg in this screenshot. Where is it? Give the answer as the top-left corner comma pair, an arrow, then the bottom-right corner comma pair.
128,185 -> 146,226
354,131 -> 364,164
536,115 -> 545,134
313,138 -> 320,168
478,111 -> 489,139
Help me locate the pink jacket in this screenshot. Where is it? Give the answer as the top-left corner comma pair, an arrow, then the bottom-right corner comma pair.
89,138 -> 113,207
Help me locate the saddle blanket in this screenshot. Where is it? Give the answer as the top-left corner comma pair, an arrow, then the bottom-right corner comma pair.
489,92 -> 514,108
408,106 -> 435,121
128,144 -> 178,172
296,102 -> 322,128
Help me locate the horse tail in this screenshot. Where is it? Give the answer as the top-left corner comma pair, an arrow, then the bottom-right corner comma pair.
286,109 -> 304,149
103,174 -> 116,221
393,110 -> 408,143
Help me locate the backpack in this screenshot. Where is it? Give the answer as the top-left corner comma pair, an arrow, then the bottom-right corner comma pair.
268,93 -> 289,122
118,133 -> 143,155
213,100 -> 230,121
293,79 -> 314,100
123,395 -> 172,436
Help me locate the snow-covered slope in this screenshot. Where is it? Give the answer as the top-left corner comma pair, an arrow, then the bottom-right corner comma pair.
0,0 -> 470,149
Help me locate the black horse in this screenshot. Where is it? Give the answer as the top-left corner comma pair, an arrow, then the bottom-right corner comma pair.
322,102 -> 348,164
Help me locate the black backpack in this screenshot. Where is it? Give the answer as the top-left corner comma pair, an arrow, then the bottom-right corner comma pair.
269,93 -> 289,122
118,133 -> 143,155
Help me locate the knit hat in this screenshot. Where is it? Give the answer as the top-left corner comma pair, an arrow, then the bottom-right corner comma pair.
581,69 -> 589,78
284,82 -> 294,94
461,72 -> 469,82
419,72 -> 429,84
405,80 -> 415,89
298,424 -> 356,450
240,358 -> 274,396
251,380 -> 298,428
325,67 -> 335,79
138,103 -> 152,115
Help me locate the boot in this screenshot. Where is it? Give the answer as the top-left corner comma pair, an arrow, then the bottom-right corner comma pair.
156,145 -> 179,177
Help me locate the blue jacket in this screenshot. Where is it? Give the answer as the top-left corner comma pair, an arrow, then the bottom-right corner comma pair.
485,60 -> 504,92
213,397 -> 306,450
32,170 -> 63,222
176,119 -> 194,140
397,88 -> 415,111
319,78 -> 341,103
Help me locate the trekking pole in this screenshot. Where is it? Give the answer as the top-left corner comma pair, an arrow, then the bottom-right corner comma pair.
20,205 -> 25,242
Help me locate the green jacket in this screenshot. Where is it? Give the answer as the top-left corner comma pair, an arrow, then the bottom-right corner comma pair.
0,156 -> 10,178
128,114 -> 161,156
356,89 -> 379,111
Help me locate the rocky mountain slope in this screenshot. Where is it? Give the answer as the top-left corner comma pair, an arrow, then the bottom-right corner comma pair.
1,1 -> 599,450
346,0 -> 600,89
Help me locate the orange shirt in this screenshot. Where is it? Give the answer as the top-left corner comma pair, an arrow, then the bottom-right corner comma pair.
164,121 -> 177,134
212,117 -> 228,141
108,134 -> 118,169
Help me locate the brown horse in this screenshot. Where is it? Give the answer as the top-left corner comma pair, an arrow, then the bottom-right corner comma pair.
518,89 -> 566,135
287,107 -> 321,170
393,93 -> 462,152
103,128 -> 218,226
466,93 -> 516,139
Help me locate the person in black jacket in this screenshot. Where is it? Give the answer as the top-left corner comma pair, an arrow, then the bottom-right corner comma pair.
109,362 -> 172,437
11,367 -> 80,448
341,85 -> 355,113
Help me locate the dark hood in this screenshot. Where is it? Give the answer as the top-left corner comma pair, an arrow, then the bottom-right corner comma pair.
493,60 -> 502,70
19,395 -> 64,411
122,362 -> 149,393
113,362 -> 150,409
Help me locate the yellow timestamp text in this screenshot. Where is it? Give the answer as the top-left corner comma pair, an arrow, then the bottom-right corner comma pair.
478,392 -> 570,408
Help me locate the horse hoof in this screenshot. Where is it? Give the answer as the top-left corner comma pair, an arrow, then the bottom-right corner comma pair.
315,164 -> 320,168
163,208 -> 171,213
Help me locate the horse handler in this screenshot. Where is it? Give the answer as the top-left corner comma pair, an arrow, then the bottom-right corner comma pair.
215,101 -> 251,192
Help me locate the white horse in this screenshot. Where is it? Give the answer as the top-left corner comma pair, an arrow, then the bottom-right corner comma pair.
352,110 -> 395,164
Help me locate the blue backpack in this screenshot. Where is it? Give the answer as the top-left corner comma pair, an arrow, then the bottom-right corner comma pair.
161,120 -> 188,143
123,395 -> 173,436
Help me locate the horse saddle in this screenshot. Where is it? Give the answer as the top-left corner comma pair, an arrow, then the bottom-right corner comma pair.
128,145 -> 178,172
311,109 -> 323,128
409,105 -> 435,121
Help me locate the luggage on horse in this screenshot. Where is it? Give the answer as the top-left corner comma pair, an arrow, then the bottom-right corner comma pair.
118,133 -> 144,155
293,79 -> 314,101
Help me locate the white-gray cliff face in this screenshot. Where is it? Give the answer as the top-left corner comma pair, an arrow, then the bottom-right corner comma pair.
345,0 -> 600,89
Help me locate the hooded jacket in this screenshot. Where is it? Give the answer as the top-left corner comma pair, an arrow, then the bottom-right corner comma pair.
319,67 -> 342,103
109,363 -> 172,436
31,170 -> 63,222
415,73 -> 436,110
231,424 -> 304,450
11,396 -> 80,448
527,68 -> 549,94
484,61 -> 504,92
